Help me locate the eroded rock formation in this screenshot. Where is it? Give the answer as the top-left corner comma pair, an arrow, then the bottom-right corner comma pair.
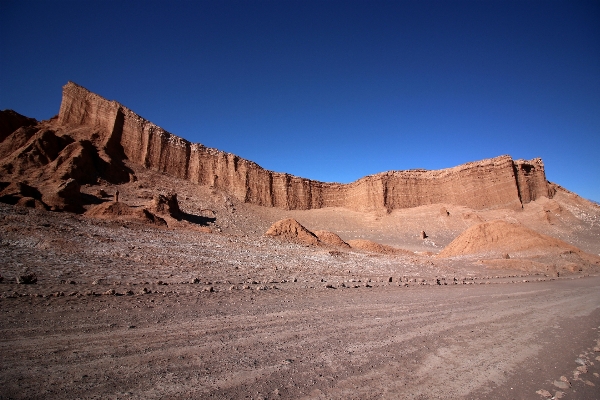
314,230 -> 350,248
2,82 -> 554,213
265,218 -> 320,246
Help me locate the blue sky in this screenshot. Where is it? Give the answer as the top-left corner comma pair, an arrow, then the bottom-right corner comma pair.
1,1 -> 599,202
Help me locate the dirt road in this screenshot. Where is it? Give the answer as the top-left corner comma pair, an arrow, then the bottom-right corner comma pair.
1,277 -> 599,399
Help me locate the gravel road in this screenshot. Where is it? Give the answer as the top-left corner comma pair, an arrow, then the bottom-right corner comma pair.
2,276 -> 599,399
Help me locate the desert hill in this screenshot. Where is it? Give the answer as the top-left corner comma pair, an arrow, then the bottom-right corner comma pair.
1,82 -> 599,272
2,82 -> 600,400
438,219 -> 579,258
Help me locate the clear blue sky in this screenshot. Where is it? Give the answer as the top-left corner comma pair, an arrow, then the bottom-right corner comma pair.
1,1 -> 599,202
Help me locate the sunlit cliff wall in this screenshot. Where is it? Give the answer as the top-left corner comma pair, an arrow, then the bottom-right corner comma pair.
57,82 -> 552,211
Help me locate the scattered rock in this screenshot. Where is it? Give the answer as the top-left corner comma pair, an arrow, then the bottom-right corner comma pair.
535,389 -> 552,398
17,272 -> 37,284
553,380 -> 570,389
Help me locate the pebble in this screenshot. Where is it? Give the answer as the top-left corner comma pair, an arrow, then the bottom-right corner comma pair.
554,391 -> 565,399
553,380 -> 570,389
535,389 -> 552,398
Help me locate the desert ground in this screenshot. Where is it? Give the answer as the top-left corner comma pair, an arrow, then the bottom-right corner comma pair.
2,86 -> 600,398
1,164 -> 600,399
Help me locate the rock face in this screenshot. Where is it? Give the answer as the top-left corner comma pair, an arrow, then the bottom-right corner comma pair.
3,82 -> 554,213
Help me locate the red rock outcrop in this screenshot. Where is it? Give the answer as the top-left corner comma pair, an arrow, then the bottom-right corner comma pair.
148,193 -> 181,218
4,82 -> 555,213
265,218 -> 320,246
0,110 -> 36,143
86,201 -> 167,226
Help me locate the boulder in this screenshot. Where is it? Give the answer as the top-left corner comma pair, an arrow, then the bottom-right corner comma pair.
149,193 -> 182,219
86,201 -> 166,226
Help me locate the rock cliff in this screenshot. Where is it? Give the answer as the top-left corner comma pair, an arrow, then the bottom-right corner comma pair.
30,82 -> 557,211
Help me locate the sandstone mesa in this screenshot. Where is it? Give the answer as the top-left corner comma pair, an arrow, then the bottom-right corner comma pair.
1,81 -> 598,268
1,81 -> 552,214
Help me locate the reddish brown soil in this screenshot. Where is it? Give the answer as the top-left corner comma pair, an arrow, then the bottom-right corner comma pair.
1,189 -> 600,398
2,85 -> 600,398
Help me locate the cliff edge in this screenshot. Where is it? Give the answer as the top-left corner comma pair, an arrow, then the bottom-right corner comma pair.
5,82 -> 554,212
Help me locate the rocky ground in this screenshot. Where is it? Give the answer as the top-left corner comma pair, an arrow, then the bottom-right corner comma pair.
1,198 -> 600,399
2,88 -> 600,399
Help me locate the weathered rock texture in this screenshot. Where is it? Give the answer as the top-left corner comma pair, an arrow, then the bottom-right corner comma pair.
86,201 -> 167,226
16,82 -> 555,212
0,110 -> 37,143
314,230 -> 350,248
265,218 -> 320,246
148,193 -> 182,219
